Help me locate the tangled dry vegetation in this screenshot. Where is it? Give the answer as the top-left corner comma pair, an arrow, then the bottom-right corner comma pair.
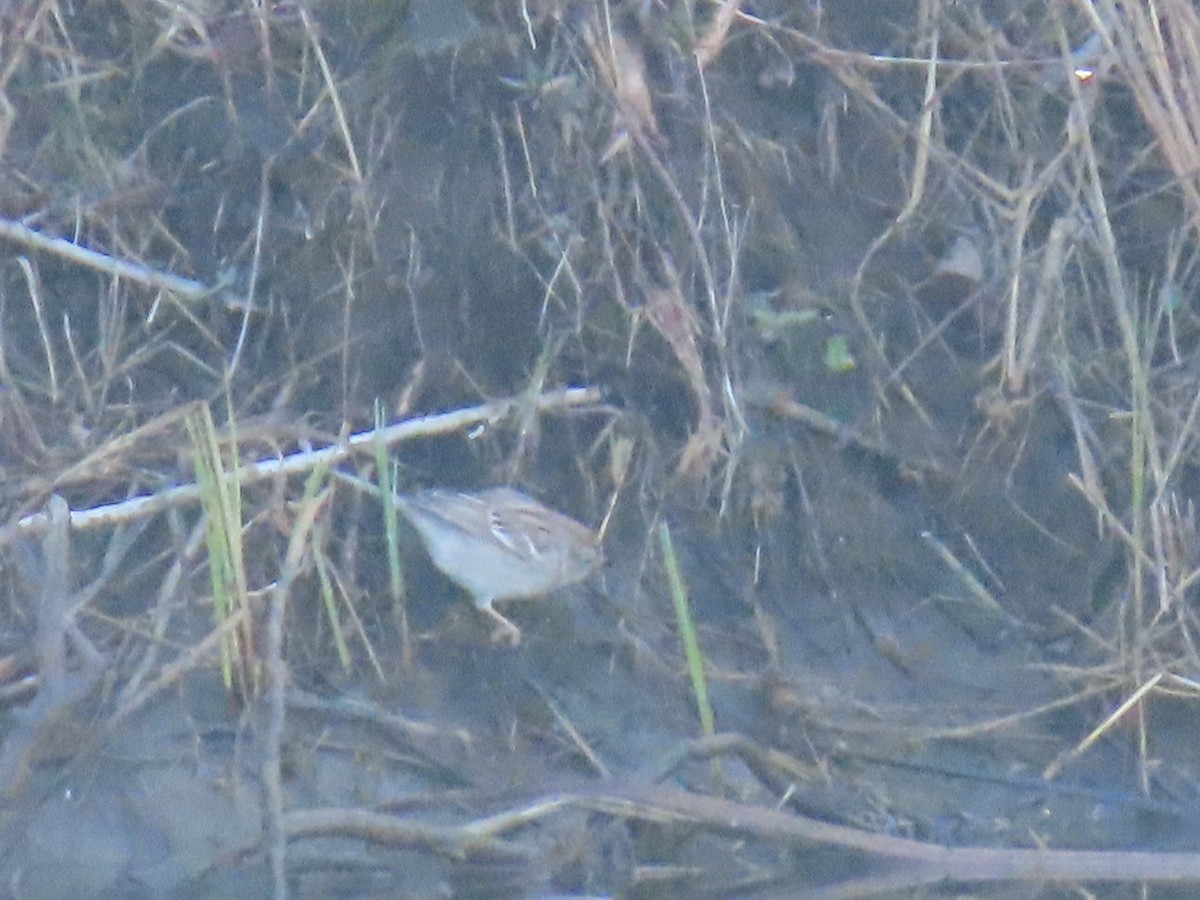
4,0 -> 1200,895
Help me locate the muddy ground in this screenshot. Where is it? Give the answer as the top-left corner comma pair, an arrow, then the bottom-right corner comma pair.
2,0 -> 1200,897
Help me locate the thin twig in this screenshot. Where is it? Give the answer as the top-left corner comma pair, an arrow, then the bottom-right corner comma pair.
1,388 -> 604,545
0,216 -> 225,304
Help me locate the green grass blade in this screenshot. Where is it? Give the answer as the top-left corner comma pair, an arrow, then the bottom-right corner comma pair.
658,522 -> 716,739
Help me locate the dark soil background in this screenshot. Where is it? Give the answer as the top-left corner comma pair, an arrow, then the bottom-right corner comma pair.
2,0 -> 1200,897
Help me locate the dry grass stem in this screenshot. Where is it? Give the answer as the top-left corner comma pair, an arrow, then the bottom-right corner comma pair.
694,0 -> 743,70
1086,0 -> 1200,233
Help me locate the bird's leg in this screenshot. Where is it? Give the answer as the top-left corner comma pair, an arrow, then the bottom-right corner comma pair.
481,603 -> 522,646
